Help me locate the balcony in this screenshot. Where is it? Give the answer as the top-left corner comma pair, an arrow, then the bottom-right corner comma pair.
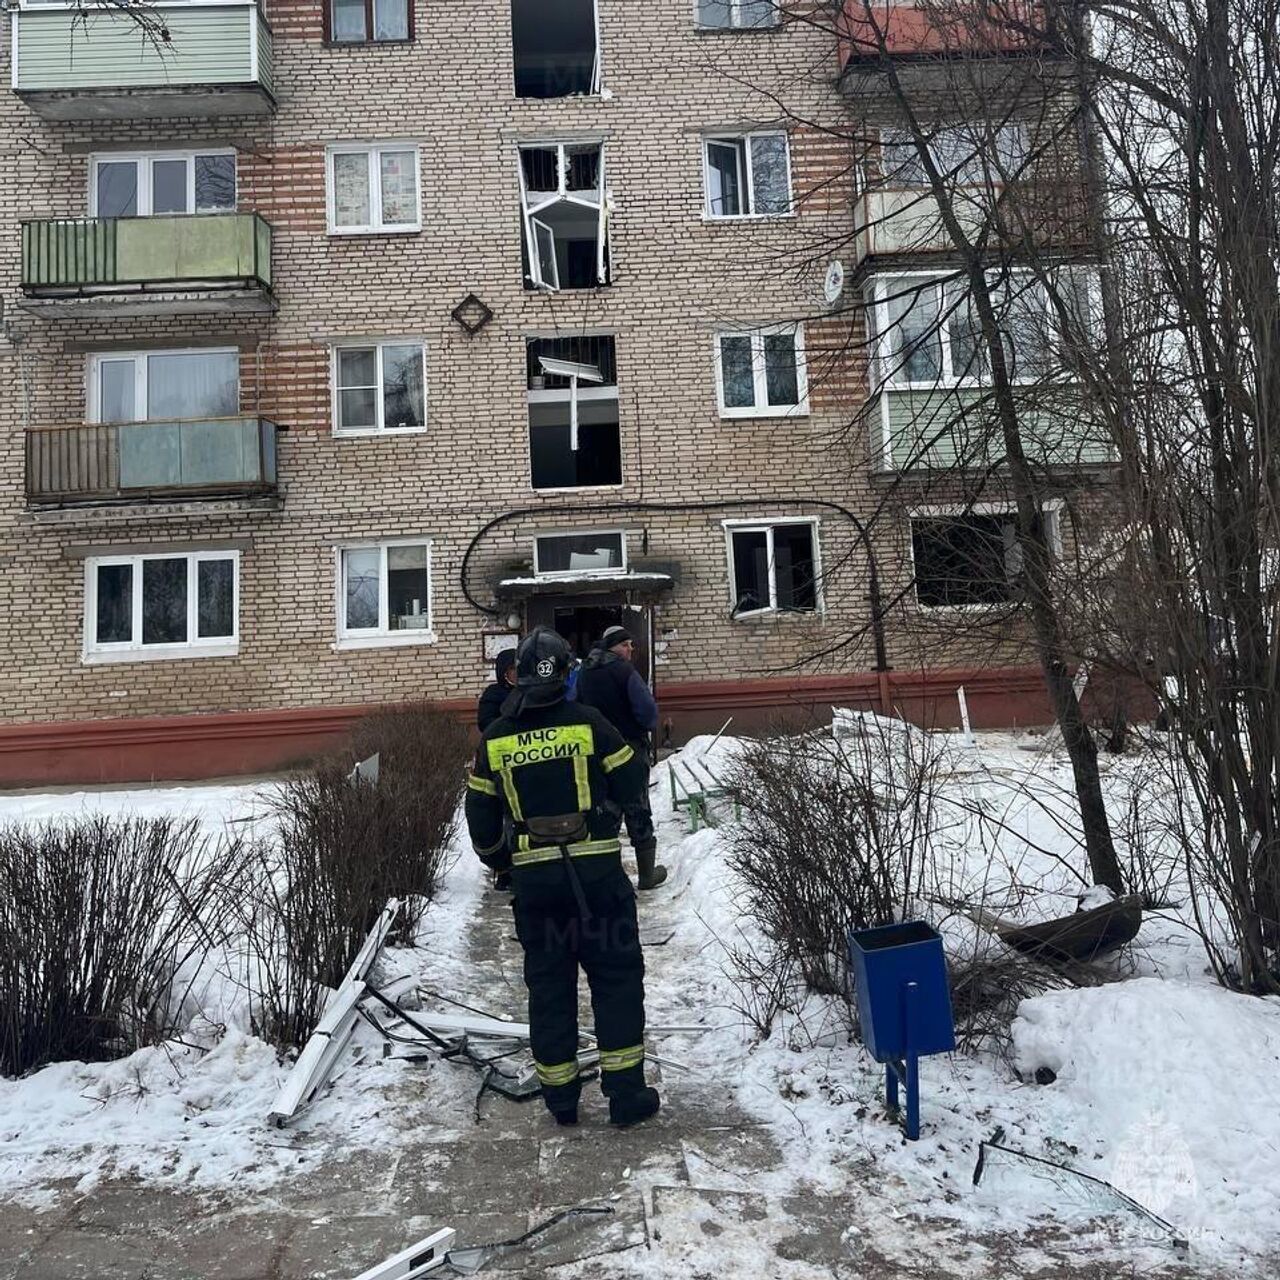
19,214 -> 273,318
25,417 -> 280,508
12,1 -> 275,121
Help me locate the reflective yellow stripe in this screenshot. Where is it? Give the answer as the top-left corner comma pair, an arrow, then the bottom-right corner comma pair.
487,725 -> 595,772
573,755 -> 591,810
599,1044 -> 645,1072
510,838 -> 621,867
601,744 -> 634,773
467,774 -> 498,796
535,1059 -> 580,1087
499,768 -> 524,821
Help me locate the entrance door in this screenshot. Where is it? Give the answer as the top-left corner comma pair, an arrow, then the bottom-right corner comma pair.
525,595 -> 651,682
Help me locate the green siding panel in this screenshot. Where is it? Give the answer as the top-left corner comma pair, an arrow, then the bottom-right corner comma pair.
15,7 -> 264,91
877,388 -> 1114,471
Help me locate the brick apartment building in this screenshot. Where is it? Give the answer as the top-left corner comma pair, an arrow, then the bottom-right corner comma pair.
0,0 -> 1105,784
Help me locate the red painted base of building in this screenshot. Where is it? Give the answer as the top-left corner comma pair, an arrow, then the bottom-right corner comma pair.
0,665 -> 1126,789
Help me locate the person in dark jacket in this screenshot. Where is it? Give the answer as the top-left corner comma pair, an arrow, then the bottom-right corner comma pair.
570,625 -> 666,889
465,627 -> 661,1129
477,648 -> 518,732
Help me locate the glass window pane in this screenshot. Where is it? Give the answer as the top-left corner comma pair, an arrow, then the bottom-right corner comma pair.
773,524 -> 816,611
732,530 -> 770,614
387,544 -> 429,630
96,162 -> 138,218
1001,279 -> 1050,380
337,347 -> 377,389
946,286 -> 984,379
339,388 -> 379,430
697,0 -> 733,26
95,564 -> 133,644
343,549 -> 381,630
764,332 -> 799,406
886,282 -> 942,384
332,0 -> 367,41
749,134 -> 790,214
911,515 -> 1015,607
194,154 -> 236,211
739,0 -> 776,28
333,151 -> 371,227
720,336 -> 756,408
707,142 -> 744,216
151,159 -> 188,214
98,359 -> 136,423
141,558 -> 188,645
146,351 -> 239,420
373,0 -> 409,39
536,533 -> 623,574
881,128 -> 926,186
197,559 -> 235,639
379,150 -> 417,225
382,344 -> 424,429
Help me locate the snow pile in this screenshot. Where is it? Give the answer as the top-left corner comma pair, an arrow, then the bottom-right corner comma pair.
1012,978 -> 1280,1254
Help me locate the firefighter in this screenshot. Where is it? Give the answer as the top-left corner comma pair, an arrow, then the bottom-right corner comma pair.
464,627 -> 662,1129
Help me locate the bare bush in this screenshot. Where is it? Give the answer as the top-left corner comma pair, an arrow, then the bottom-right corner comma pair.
237,702 -> 469,1050
0,816 -> 244,1077
723,718 -> 939,1001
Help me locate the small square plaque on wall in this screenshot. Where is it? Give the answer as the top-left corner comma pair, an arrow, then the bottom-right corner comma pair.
482,631 -> 520,662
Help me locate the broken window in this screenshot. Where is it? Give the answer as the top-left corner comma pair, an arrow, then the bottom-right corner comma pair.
727,521 -> 819,616
715,325 -> 808,417
704,132 -> 791,217
527,335 -> 621,489
86,551 -> 238,658
911,511 -> 1041,607
511,0 -> 600,98
519,143 -> 609,290
534,531 -> 626,576
696,0 -> 778,30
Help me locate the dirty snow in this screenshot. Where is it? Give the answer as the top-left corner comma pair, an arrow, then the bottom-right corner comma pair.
0,726 -> 1277,1275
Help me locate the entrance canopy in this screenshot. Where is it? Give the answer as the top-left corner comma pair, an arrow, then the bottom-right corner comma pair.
496,571 -> 674,600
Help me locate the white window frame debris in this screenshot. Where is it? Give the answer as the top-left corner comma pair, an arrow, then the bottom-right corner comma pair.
518,141 -> 610,291
352,1229 -> 456,1280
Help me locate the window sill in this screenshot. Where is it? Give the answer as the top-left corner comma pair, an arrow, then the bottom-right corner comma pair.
913,601 -> 1022,614
83,643 -> 239,665
333,427 -> 429,439
334,631 -> 438,651
324,38 -> 416,49
731,608 -> 821,623
694,25 -> 781,34
719,405 -> 810,420
326,226 -> 422,237
531,483 -> 625,495
702,212 -> 796,223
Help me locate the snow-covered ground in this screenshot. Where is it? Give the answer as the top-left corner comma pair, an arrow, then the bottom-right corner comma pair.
1,725 -> 1278,1274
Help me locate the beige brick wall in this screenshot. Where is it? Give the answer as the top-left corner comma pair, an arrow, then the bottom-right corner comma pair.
0,0 -> 1060,726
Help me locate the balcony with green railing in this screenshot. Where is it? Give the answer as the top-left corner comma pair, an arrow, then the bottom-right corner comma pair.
12,1 -> 275,120
25,417 -> 281,507
20,213 -> 273,316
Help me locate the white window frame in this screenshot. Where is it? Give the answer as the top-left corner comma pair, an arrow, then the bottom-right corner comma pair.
694,0 -> 781,30
532,529 -> 628,579
326,143 -> 422,235
87,148 -> 237,217
713,323 -> 809,419
722,517 -> 823,619
330,340 -> 428,436
87,347 -> 240,424
334,538 -> 436,649
906,500 -> 1064,611
517,141 -> 609,291
702,131 -> 793,219
83,550 -> 240,664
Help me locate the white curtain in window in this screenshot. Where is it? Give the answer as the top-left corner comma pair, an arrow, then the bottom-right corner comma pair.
147,351 -> 239,420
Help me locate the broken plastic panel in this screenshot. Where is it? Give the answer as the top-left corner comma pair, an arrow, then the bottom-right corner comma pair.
446,1207 -> 615,1275
519,142 -> 609,291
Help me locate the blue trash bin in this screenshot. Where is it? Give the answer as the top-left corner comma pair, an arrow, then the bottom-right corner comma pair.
848,920 -> 955,1139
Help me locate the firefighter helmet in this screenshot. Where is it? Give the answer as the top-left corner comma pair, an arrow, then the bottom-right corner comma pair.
515,627 -> 572,705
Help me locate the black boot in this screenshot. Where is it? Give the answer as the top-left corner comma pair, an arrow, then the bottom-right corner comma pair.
634,839 -> 667,891
609,1087 -> 661,1128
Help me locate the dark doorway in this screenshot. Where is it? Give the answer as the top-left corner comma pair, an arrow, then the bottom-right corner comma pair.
553,603 -> 622,661
526,595 -> 651,682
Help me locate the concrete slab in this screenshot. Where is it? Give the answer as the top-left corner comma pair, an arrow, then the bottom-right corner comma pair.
491,1194 -> 648,1272
146,1211 -> 299,1280
11,1228 -> 161,1280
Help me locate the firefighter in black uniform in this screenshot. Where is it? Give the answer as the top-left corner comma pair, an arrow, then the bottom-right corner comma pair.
464,627 -> 662,1129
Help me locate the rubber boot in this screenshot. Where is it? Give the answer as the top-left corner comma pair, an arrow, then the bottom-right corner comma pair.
634,839 -> 667,891
609,1087 -> 661,1128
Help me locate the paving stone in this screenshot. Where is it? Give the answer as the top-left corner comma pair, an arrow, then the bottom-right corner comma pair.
146,1211 -> 299,1280
11,1228 -> 161,1280
681,1124 -> 786,1190
489,1193 -> 648,1272
536,1121 -> 688,1207
388,1137 -> 540,1217
70,1184 -> 221,1236
0,1203 -> 62,1279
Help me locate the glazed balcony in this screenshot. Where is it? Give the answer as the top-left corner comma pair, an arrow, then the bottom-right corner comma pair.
19,213 -> 274,318
25,417 -> 280,507
11,1 -> 275,121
